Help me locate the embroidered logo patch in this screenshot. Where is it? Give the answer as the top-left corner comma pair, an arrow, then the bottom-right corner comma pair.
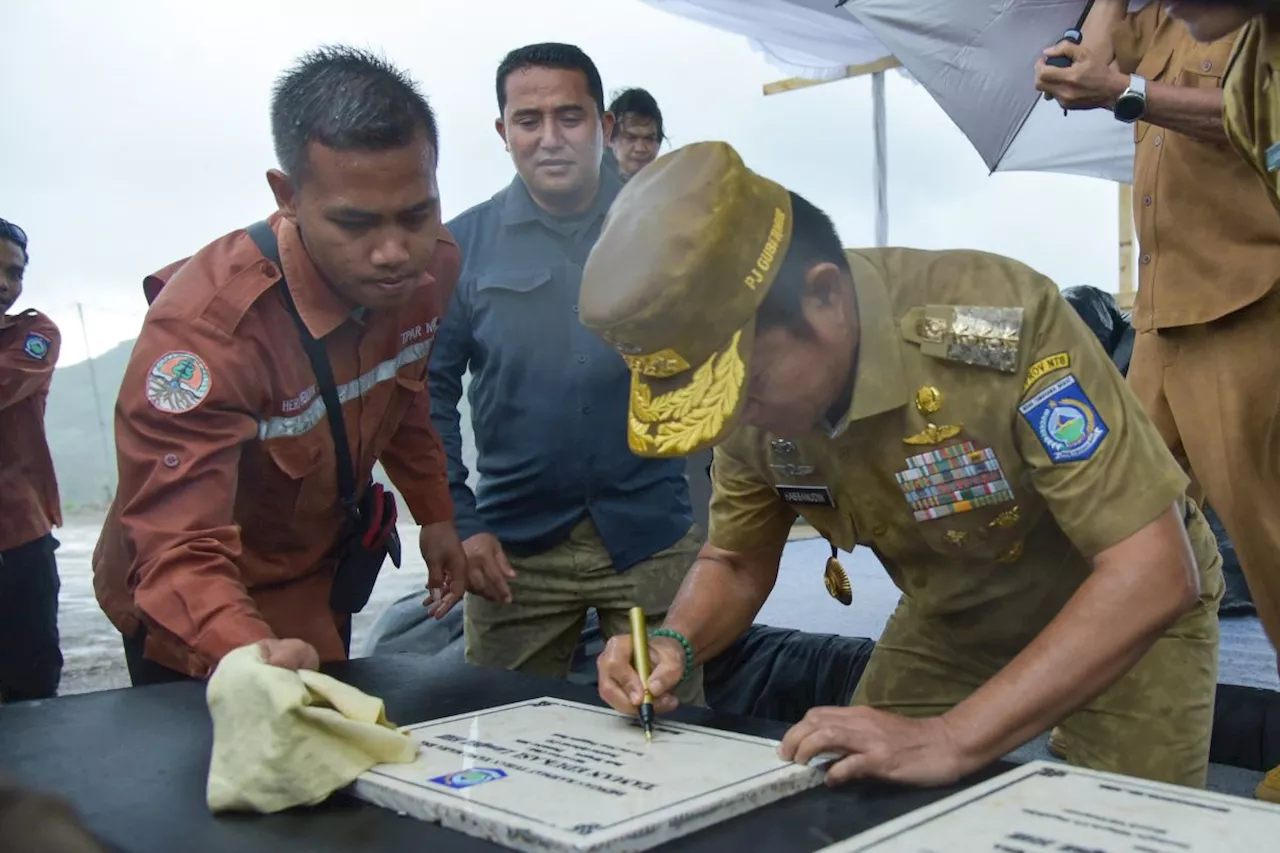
1018,373 -> 1107,463
894,440 -> 1014,522
1022,351 -> 1070,392
146,351 -> 212,414
22,331 -> 51,360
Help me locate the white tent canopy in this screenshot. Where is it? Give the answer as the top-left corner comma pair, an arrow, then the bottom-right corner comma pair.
641,0 -> 1139,183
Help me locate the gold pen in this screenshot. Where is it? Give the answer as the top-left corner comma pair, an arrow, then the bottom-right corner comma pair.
628,606 -> 655,742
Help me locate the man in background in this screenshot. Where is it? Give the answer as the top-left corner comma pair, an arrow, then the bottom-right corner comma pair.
1034,0 -> 1280,766
605,87 -> 665,180
428,43 -> 703,703
0,217 -> 64,703
92,46 -> 467,684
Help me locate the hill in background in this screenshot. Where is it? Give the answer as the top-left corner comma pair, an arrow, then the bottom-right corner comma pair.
46,339 -> 478,510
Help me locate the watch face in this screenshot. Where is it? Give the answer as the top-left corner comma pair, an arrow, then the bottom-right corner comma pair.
1115,93 -> 1144,122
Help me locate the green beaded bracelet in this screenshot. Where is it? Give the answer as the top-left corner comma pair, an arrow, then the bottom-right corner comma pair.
651,628 -> 695,684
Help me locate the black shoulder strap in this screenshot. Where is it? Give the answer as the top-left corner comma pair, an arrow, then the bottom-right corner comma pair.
245,220 -> 360,520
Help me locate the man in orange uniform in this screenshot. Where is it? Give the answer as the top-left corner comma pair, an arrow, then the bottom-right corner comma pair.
93,46 -> 467,684
0,217 -> 64,702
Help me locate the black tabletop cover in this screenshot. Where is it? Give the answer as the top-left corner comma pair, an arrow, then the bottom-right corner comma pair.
0,654 -> 1015,852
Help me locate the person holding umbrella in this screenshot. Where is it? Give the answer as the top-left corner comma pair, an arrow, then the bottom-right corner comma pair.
1035,0 -> 1280,797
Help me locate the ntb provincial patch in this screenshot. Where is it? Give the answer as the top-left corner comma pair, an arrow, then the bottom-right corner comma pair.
1022,351 -> 1070,391
23,331 -> 51,360
1018,373 -> 1108,463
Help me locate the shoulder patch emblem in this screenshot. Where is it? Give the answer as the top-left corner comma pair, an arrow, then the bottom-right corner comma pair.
146,351 -> 212,414
1018,373 -> 1107,463
22,331 -> 51,360
1022,351 -> 1070,392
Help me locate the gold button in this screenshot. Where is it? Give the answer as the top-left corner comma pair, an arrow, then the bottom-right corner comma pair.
1140,253 -> 1152,265
1154,135 -> 1163,147
1143,195 -> 1152,206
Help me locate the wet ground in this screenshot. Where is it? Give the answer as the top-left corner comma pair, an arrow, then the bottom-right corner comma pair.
53,509 -> 1280,697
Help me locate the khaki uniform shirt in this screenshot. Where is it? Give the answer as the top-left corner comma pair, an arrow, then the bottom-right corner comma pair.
1112,4 -> 1280,329
92,213 -> 458,678
708,249 -> 1212,651
1223,10 -> 1280,216
0,309 -> 62,552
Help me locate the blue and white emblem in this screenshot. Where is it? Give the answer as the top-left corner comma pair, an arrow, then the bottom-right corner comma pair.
23,331 -> 50,360
1018,373 -> 1108,464
428,767 -> 508,789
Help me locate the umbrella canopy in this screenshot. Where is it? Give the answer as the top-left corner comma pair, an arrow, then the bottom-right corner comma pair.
642,0 -> 1145,183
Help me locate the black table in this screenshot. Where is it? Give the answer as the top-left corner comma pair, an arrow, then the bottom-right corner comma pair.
0,655 -> 1015,852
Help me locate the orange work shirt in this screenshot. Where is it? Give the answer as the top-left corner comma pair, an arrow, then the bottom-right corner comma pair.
0,309 -> 62,552
92,213 -> 458,679
1112,3 -> 1280,331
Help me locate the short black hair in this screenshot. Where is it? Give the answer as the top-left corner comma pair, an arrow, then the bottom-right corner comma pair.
608,88 -> 665,141
0,218 -> 28,264
270,45 -> 439,182
756,192 -> 850,335
495,42 -> 605,116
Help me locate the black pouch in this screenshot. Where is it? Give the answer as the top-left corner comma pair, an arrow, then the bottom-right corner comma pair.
330,482 -> 403,613
245,220 -> 401,615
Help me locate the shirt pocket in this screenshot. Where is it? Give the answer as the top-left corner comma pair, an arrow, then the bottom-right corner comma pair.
1134,46 -> 1174,144
262,433 -> 341,518
471,268 -> 557,352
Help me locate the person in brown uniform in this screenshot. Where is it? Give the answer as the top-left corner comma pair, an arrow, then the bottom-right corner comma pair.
1034,0 -> 1280,769
92,46 -> 467,684
1163,0 -> 1280,805
581,141 -> 1223,789
0,217 -> 64,703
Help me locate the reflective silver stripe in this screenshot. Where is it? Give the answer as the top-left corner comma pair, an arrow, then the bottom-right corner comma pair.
256,340 -> 432,440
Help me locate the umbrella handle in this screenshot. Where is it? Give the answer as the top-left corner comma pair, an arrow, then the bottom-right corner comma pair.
1045,28 -> 1083,68
1045,27 -> 1084,115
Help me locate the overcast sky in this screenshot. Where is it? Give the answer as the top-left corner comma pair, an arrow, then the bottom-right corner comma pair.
3,0 -> 1124,367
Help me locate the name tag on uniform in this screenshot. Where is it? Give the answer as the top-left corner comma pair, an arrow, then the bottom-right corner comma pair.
1267,142 -> 1280,173
777,485 -> 835,507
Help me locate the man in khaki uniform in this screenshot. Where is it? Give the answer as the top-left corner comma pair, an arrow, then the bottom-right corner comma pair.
1164,0 -> 1280,805
579,141 -> 1223,789
1036,0 -> 1280,777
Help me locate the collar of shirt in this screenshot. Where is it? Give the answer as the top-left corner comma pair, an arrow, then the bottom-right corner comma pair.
275,216 -> 357,340
820,250 -> 908,438
498,165 -> 623,236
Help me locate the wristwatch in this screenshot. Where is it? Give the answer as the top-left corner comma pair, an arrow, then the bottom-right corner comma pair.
1113,74 -> 1148,123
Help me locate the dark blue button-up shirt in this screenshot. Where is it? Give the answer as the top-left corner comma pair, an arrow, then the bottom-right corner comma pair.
428,170 -> 692,570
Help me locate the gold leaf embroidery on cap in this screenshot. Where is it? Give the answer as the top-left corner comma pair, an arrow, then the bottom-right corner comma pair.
628,330 -> 745,455
622,349 -> 691,379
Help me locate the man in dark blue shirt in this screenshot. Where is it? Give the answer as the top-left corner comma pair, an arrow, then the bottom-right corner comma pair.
428,43 -> 703,702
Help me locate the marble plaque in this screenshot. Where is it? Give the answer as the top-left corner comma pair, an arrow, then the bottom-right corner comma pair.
350,696 -> 828,853
816,759 -> 1280,852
